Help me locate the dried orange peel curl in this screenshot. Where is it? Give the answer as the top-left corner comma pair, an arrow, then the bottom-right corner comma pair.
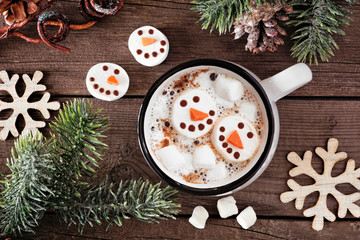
45,20 -> 97,30
80,0 -> 124,20
37,12 -> 71,53
0,0 -> 123,52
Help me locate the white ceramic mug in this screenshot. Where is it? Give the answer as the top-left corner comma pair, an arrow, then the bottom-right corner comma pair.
138,59 -> 312,196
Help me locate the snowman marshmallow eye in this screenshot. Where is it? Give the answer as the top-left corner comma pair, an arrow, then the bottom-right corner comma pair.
86,62 -> 129,101
180,100 -> 187,107
171,89 -> 217,139
237,121 -> 254,138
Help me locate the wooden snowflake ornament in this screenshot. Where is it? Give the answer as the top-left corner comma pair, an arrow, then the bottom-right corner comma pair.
280,138 -> 360,231
0,70 -> 60,140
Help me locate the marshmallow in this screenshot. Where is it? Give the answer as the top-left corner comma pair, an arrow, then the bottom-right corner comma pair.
128,26 -> 169,67
236,206 -> 257,229
189,206 -> 209,229
156,145 -> 185,171
206,161 -> 228,181
171,89 -> 217,139
217,196 -> 238,218
239,102 -> 258,122
180,151 -> 196,175
211,115 -> 259,162
86,63 -> 129,101
192,145 -> 216,170
214,75 -> 244,102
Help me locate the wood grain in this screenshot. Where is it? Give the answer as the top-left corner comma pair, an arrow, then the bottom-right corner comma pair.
0,1 -> 359,96
1,0 -> 360,238
17,214 -> 360,240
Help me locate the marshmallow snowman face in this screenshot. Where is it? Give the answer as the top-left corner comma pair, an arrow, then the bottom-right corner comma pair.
211,115 -> 259,162
171,89 -> 217,139
128,26 -> 169,67
86,63 -> 129,101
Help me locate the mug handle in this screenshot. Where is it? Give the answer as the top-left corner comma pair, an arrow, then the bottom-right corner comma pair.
260,63 -> 312,102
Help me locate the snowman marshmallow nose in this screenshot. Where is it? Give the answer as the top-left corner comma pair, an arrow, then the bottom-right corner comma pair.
227,130 -> 244,149
107,75 -> 119,86
190,108 -> 209,121
142,37 -> 157,46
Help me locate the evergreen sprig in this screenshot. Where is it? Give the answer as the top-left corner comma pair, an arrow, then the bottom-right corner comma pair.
0,99 -> 180,237
56,178 -> 180,233
191,0 -> 355,64
192,0 -> 274,34
0,133 -> 56,236
50,99 -> 109,179
288,0 -> 354,64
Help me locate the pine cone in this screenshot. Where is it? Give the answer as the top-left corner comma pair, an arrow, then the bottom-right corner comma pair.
0,0 -> 42,25
233,0 -> 293,54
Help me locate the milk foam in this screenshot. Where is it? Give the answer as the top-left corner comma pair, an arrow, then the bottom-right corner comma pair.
147,68 -> 265,186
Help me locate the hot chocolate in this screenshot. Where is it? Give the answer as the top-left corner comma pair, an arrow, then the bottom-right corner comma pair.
143,66 -> 268,188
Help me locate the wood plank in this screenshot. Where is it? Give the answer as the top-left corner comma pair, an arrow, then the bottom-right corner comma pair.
0,97 -> 359,219
0,1 -> 359,97
17,214 -> 360,240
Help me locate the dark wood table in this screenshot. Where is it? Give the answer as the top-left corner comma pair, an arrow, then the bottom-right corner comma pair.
1,0 -> 360,239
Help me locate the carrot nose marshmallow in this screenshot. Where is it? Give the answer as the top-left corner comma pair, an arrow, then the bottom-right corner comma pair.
128,26 -> 170,67
171,89 -> 217,138
107,75 -> 119,86
86,63 -> 129,101
190,108 -> 209,121
211,115 -> 259,162
227,130 -> 244,149
142,37 -> 157,46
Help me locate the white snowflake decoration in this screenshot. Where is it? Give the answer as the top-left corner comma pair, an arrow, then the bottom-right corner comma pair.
0,70 -> 60,140
280,138 -> 360,231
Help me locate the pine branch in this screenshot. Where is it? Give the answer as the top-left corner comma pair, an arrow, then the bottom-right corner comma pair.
0,99 -> 180,237
55,178 -> 181,233
50,99 -> 109,179
44,99 -> 109,209
192,0 -> 275,34
0,132 -> 56,236
288,0 -> 354,64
